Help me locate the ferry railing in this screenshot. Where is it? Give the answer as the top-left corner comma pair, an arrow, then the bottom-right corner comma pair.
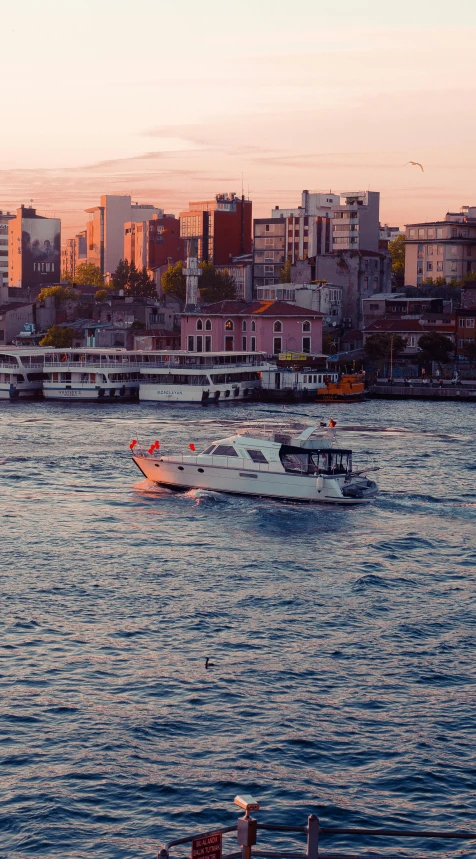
158,804 -> 476,859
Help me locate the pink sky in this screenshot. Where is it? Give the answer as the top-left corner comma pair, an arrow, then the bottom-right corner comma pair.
1,2 -> 476,238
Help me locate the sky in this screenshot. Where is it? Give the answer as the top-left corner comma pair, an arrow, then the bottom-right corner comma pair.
2,0 -> 476,238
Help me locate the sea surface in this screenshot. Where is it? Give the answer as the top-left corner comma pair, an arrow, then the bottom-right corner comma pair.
0,398 -> 475,859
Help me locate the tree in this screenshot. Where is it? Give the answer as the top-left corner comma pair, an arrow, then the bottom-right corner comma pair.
199,263 -> 236,303
71,263 -> 104,287
39,325 -> 74,348
389,235 -> 405,284
364,333 -> 407,363
162,261 -> 186,302
110,259 -> 157,298
462,341 -> 476,366
95,289 -> 110,303
280,259 -> 292,283
37,285 -> 79,305
418,331 -> 454,368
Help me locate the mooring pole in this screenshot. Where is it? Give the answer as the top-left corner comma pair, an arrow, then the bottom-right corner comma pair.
307,814 -> 319,859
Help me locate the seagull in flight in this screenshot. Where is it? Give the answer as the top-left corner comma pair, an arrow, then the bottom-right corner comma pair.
405,161 -> 424,172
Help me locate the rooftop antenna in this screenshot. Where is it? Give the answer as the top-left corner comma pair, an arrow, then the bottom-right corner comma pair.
241,172 -> 244,198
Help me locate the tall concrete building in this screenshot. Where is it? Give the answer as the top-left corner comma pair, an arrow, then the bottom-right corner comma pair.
271,190 -> 340,261
124,215 -> 184,271
0,210 -> 15,286
179,193 -> 252,265
85,195 -> 164,278
405,206 -> 476,286
332,191 -> 380,253
8,205 -> 61,289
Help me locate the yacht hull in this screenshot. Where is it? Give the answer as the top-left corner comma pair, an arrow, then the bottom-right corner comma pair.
132,455 -> 373,504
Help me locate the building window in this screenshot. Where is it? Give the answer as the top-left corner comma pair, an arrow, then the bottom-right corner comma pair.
427,262 -> 433,271
408,229 -> 416,238
205,335 -> 212,352
251,336 -> 256,351
242,320 -> 247,331
427,245 -> 433,255
302,321 -> 311,332
196,335 -> 203,352
242,336 -> 247,351
225,336 -> 234,351
205,319 -> 212,330
437,261 -> 443,271
418,229 -> 425,238
417,264 -> 423,275
251,320 -> 256,332
187,335 -> 194,351
302,337 -> 311,353
273,320 -> 282,333
273,337 -> 282,354
196,319 -> 203,330
225,319 -> 234,330
450,246 -> 458,256
467,318 -> 475,327
437,245 -> 444,255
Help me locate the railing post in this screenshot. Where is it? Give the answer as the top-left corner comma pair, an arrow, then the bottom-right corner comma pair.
237,813 -> 258,859
307,814 -> 319,859
157,849 -> 169,859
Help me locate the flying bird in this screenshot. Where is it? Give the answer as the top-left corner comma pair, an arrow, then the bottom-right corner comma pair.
405,161 -> 424,172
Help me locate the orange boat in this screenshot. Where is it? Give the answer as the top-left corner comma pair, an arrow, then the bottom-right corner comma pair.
315,372 -> 366,402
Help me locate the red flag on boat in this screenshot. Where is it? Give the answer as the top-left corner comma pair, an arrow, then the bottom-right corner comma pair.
154,440 -> 160,449
148,446 -> 154,455
189,443 -> 196,451
329,418 -> 336,428
129,439 -> 137,450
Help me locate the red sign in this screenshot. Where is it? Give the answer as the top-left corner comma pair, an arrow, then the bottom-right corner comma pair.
191,832 -> 222,859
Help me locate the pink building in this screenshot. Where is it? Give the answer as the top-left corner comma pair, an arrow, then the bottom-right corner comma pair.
181,300 -> 323,355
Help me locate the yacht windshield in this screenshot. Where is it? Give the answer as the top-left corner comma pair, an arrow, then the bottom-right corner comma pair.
279,446 -> 352,475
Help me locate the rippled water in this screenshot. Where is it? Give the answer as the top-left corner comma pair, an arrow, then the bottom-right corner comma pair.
1,399 -> 475,859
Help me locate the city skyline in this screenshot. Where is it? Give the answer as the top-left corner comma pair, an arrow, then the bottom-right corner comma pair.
2,0 -> 476,237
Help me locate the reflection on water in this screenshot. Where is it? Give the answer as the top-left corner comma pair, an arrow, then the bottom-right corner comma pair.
0,398 -> 475,858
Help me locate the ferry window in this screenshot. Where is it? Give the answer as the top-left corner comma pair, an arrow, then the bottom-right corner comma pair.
213,445 -> 238,457
303,321 -> 311,332
205,319 -> 212,330
246,449 -> 268,463
225,319 -> 234,330
196,319 -> 203,330
273,320 -> 282,332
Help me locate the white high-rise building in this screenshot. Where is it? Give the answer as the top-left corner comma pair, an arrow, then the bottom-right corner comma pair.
85,195 -> 164,278
0,211 -> 15,285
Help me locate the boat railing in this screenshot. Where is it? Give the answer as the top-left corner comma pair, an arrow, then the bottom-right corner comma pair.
158,801 -> 476,859
0,360 -> 44,370
43,360 -> 147,370
142,451 -> 275,473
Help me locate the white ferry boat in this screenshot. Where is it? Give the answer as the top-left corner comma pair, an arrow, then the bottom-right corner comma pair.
261,366 -> 339,396
42,348 -> 143,400
139,351 -> 271,403
131,423 -> 378,504
0,348 -> 48,399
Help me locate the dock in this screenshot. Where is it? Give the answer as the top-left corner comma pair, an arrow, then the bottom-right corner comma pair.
368,383 -> 476,401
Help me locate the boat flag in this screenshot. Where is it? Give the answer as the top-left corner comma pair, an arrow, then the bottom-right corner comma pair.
154,440 -> 160,449
129,439 -> 138,450
189,443 -> 196,451
329,418 -> 336,428
148,446 -> 155,455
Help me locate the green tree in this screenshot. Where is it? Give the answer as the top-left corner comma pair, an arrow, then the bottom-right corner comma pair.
389,235 -> 405,283
72,263 -> 104,287
199,262 -> 236,303
364,332 -> 407,363
95,289 -> 110,302
280,259 -> 292,283
37,285 -> 79,305
462,340 -> 476,365
418,331 -> 454,368
162,261 -> 186,302
39,325 -> 74,348
128,265 -> 157,299
111,259 -> 131,291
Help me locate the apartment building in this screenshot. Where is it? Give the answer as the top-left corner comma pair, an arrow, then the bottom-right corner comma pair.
455,307 -> 476,356
179,193 -> 252,265
124,215 -> 184,271
405,206 -> 476,286
85,195 -> 164,278
332,191 -> 380,253
0,211 -> 15,286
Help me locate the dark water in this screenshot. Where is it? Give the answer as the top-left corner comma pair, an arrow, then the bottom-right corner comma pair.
1,399 -> 475,859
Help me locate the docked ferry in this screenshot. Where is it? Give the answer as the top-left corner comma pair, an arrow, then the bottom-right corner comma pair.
42,348 -> 143,400
0,348 -> 48,399
139,351 -> 271,403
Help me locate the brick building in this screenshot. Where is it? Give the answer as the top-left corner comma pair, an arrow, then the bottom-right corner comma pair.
180,193 -> 252,265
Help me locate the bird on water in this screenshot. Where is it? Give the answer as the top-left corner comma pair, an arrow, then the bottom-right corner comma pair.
205,657 -> 215,669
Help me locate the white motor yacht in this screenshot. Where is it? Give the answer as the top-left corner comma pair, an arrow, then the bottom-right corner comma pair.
131,424 -> 378,504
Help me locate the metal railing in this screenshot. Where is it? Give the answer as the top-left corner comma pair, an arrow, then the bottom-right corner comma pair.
158,805 -> 476,859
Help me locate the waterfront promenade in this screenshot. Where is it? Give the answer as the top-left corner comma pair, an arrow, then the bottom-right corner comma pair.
369,381 -> 476,401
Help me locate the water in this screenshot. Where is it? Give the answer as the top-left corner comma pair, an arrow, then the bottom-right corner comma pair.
1,399 -> 475,859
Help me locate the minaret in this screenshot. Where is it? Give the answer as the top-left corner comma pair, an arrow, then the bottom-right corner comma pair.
183,238 -> 201,311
